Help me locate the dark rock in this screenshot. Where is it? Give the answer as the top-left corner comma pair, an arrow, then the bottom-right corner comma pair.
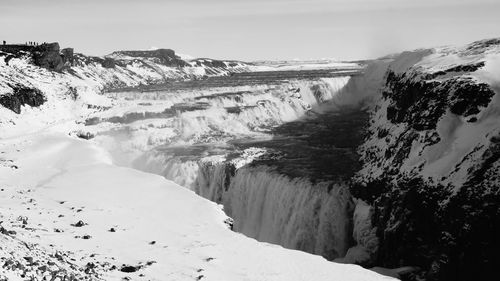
32,43 -> 65,72
71,220 -> 87,227
0,86 -> 46,114
448,80 -> 495,117
0,226 -> 16,236
23,256 -> 34,264
384,72 -> 495,130
76,131 -> 95,140
102,57 -> 116,68
120,265 -> 139,273
61,48 -> 74,66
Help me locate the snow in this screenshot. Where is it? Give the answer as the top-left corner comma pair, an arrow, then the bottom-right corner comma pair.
356,39 -> 500,189
0,49 -> 394,280
0,133 -> 392,281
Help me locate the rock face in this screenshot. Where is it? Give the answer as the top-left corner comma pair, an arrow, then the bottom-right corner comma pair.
384,70 -> 495,131
101,57 -> 116,68
0,43 -> 69,71
0,86 -> 45,114
351,39 -> 500,281
61,47 -> 74,66
32,43 -> 65,72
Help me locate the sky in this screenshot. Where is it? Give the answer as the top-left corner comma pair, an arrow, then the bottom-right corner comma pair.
1,0 -> 499,61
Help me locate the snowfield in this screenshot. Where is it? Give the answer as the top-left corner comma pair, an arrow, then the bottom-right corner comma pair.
0,133 -> 391,281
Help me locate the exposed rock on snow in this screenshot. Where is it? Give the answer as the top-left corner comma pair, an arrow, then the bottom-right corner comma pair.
0,43 -> 251,139
0,86 -> 45,114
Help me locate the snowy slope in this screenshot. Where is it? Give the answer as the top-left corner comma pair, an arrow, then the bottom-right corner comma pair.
0,133 -> 392,281
0,48 -> 251,139
0,47 -> 389,280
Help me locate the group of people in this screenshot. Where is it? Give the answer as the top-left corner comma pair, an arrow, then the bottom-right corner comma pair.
26,41 -> 42,46
1,40 -> 46,46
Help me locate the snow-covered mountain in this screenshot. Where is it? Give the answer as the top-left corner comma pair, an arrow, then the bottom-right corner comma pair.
1,38 -> 499,281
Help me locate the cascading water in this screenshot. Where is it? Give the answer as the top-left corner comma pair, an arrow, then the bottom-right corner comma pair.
93,72 -> 376,263
195,159 -> 354,260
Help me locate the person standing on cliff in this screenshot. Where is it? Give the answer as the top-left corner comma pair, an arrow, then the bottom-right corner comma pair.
2,40 -> 5,45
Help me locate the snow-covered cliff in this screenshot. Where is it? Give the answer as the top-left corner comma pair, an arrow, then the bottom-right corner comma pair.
350,38 -> 500,281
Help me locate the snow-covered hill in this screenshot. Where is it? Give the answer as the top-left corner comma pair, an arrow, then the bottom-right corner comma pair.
0,44 -> 251,138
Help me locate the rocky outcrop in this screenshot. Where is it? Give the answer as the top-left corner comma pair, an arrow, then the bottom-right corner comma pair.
32,43 -> 65,72
0,43 -> 66,71
61,47 -> 74,66
101,57 -> 116,68
109,49 -> 188,67
384,71 -> 495,130
351,39 -> 500,281
0,86 -> 45,114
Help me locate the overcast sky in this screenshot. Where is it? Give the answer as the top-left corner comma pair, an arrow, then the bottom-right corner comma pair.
1,0 -> 499,61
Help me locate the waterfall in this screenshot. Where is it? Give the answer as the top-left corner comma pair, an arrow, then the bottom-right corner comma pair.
118,75 -> 372,262
193,161 -> 354,260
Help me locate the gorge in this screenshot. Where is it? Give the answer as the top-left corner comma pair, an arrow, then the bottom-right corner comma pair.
1,38 -> 499,281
